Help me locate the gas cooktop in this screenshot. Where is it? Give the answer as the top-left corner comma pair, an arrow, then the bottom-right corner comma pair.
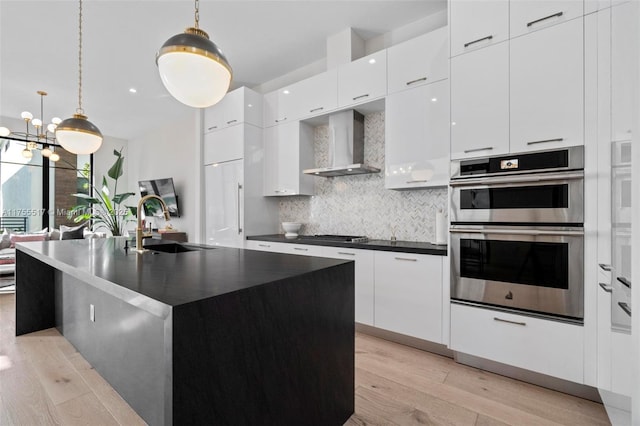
298,235 -> 369,243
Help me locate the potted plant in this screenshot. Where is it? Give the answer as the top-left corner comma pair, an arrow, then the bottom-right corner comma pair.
68,148 -> 135,236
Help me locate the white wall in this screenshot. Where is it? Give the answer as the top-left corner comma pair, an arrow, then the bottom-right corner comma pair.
126,110 -> 201,242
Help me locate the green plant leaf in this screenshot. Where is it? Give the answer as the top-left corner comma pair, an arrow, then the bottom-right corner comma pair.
108,151 -> 124,180
113,192 -> 135,205
71,193 -> 101,204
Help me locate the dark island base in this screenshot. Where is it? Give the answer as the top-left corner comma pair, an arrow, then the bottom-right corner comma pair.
173,265 -> 355,425
16,248 -> 355,426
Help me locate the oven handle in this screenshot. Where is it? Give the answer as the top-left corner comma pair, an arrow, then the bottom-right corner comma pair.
449,171 -> 584,187
449,227 -> 584,237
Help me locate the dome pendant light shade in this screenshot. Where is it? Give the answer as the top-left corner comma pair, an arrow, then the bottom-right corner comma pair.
157,27 -> 232,108
56,113 -> 103,155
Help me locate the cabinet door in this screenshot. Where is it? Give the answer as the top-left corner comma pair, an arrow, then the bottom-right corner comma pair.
245,240 -> 289,253
510,1 -> 584,38
323,247 -> 375,326
205,160 -> 243,248
282,244 -> 325,257
450,303 -> 584,384
296,69 -> 338,119
263,122 -> 314,196
374,252 -> 442,343
611,2 -> 636,142
385,81 -> 450,189
338,50 -> 387,108
387,27 -> 448,94
510,18 -> 583,153
450,0 -> 509,57
451,42 -> 509,159
203,125 -> 244,165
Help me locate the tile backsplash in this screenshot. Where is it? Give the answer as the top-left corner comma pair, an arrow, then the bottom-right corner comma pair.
279,112 -> 448,242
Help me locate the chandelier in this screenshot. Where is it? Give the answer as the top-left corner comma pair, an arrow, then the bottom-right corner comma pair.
0,91 -> 61,162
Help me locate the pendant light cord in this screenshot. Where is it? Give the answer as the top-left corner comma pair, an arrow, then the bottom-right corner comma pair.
77,0 -> 84,115
194,0 -> 199,29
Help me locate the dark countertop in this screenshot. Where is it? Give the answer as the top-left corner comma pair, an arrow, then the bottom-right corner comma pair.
246,234 -> 447,256
16,238 -> 350,312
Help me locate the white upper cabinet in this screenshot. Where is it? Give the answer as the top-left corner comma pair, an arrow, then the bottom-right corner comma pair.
611,2 -> 636,142
263,70 -> 338,127
337,50 -> 387,108
203,125 -> 245,165
450,0 -> 509,57
288,69 -> 338,120
510,18 -> 584,153
386,80 -> 450,189
203,87 -> 262,133
263,121 -> 315,196
510,0 -> 584,38
387,27 -> 449,94
451,42 -> 510,159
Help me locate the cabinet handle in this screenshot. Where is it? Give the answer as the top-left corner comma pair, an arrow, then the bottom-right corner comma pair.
463,35 -> 493,48
353,94 -> 370,101
599,263 -> 612,272
599,283 -> 613,293
226,119 -> 237,125
258,244 -> 271,248
338,252 -> 355,256
617,276 -> 631,289
618,302 -> 632,317
406,179 -> 428,184
527,138 -> 564,146
394,257 -> 417,262
275,117 -> 288,123
207,125 -> 218,131
493,317 -> 527,326
464,146 -> 494,154
406,77 -> 427,86
294,247 -> 308,251
527,12 -> 564,28
310,107 -> 324,113
237,183 -> 243,234
274,189 -> 288,193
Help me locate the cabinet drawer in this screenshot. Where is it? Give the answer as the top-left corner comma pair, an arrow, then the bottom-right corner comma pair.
374,252 -> 443,343
450,0 -> 509,56
450,303 -> 584,384
338,50 -> 387,108
387,27 -> 448,94
244,240 -> 289,253
510,1 -> 584,38
282,244 -> 325,257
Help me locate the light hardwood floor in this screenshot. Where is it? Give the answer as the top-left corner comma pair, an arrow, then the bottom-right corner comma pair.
0,292 -> 610,425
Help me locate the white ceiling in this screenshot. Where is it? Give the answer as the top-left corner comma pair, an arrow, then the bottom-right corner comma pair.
1,0 -> 446,140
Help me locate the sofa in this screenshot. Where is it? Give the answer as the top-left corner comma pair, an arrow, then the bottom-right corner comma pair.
0,224 -> 96,275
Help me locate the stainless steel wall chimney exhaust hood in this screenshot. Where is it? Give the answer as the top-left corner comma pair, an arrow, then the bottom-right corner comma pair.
303,110 -> 380,177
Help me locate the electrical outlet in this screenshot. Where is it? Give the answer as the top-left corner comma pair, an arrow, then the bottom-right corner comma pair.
90,304 -> 95,322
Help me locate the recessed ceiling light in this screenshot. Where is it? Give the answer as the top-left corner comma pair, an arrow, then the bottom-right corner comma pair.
129,88 -> 137,93
369,59 -> 376,64
431,98 -> 437,102
247,104 -> 253,108
283,90 -> 290,95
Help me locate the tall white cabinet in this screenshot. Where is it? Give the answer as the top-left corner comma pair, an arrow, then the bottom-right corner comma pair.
203,88 -> 279,248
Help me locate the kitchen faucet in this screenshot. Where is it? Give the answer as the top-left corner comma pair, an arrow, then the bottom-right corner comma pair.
136,194 -> 170,253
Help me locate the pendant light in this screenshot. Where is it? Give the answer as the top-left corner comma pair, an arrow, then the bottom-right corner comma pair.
56,0 -> 103,155
156,0 -> 232,108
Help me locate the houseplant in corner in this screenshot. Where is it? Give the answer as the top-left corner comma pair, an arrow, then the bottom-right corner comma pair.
68,148 -> 135,236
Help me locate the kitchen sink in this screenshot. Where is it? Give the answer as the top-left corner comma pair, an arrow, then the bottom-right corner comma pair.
144,241 -> 207,254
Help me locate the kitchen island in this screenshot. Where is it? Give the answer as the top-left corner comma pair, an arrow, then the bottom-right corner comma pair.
15,238 -> 354,426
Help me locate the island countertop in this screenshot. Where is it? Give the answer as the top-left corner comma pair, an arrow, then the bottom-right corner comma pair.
16,237 -> 351,312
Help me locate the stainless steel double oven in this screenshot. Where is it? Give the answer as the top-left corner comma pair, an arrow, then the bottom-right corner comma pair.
450,146 -> 584,322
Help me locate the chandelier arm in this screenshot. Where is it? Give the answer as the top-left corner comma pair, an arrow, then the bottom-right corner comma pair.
195,0 -> 199,29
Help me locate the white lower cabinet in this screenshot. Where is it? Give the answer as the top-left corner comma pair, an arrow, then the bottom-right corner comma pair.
280,243 -> 324,257
244,240 -> 289,252
450,303 -> 584,384
374,252 -> 443,343
323,247 -> 374,326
